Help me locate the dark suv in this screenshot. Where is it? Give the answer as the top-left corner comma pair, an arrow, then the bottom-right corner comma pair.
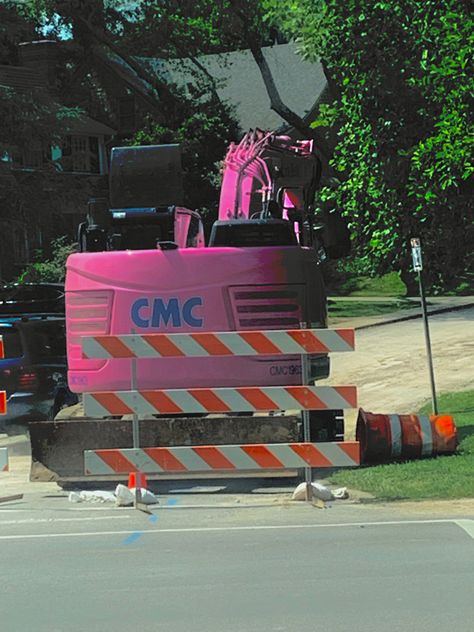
0,316 -> 77,427
0,283 -> 65,315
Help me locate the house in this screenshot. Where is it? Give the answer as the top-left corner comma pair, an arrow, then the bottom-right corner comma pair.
104,42 -> 327,137
0,39 -> 326,280
0,41 -> 115,280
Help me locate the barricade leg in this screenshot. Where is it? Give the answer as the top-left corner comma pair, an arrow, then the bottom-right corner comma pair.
0,447 -> 8,472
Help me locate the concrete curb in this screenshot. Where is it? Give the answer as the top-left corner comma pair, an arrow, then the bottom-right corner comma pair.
355,301 -> 474,330
330,301 -> 474,330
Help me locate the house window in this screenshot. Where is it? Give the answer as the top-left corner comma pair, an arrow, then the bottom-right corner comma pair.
8,143 -> 47,170
13,226 -> 28,263
60,135 -> 101,173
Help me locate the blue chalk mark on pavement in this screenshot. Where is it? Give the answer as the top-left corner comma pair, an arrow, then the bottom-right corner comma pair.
122,498 -> 177,544
123,530 -> 146,545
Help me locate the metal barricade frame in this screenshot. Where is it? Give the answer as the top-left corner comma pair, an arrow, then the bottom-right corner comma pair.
81,329 -> 360,489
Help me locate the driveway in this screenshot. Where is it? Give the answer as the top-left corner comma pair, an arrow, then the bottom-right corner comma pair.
322,307 -> 474,415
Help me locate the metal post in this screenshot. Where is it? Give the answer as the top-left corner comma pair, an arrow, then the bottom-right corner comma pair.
130,329 -> 141,506
300,321 -> 312,502
411,237 -> 438,415
417,270 -> 438,415
131,357 -> 140,448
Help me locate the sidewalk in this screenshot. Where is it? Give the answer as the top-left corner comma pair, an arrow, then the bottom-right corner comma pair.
329,295 -> 474,329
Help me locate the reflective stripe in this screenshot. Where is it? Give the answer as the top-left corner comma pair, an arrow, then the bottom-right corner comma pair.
259,387 -> 301,411
84,385 -> 357,417
82,337 -> 113,359
265,332 -> 309,354
418,415 -> 433,456
317,442 -> 359,467
84,441 -> 361,475
172,335 -> 214,357
82,395 -> 111,418
266,444 -> 309,468
211,334 -> 259,356
165,390 -> 208,414
81,328 -> 356,359
128,336 -> 162,358
309,329 -> 353,353
130,449 -> 164,473
316,386 -> 356,410
167,447 -> 212,472
84,451 -> 114,476
211,389 -> 256,412
388,415 -> 402,458
218,446 -> 259,470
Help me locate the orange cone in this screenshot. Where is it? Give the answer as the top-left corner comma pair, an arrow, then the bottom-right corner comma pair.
128,471 -> 147,490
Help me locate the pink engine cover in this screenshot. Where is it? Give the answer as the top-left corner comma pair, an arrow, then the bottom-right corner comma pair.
66,246 -> 327,393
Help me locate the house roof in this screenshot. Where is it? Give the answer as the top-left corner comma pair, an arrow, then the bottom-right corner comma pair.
65,115 -> 115,136
140,43 -> 327,132
0,63 -> 115,136
0,65 -> 48,91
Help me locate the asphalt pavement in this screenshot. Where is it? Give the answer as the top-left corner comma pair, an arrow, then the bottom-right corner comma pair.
1,297 -> 473,631
0,499 -> 473,632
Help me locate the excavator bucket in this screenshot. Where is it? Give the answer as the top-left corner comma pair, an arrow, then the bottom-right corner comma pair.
29,407 -> 302,483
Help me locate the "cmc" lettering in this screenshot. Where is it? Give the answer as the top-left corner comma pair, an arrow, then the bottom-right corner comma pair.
131,297 -> 203,328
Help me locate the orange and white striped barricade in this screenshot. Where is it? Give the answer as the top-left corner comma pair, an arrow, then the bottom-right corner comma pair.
0,335 -> 6,416
81,328 -> 360,482
82,328 -> 355,359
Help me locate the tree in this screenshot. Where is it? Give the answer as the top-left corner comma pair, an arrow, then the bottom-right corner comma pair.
118,0 -> 332,164
26,1 -> 333,168
20,0 -> 241,211
267,0 -> 474,292
0,2 -> 86,281
0,2 -> 81,155
17,236 -> 77,283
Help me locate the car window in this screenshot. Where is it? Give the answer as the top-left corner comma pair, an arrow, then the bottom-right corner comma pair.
0,326 -> 23,358
0,286 -> 63,302
0,288 -> 16,302
19,287 -> 59,300
28,322 -> 67,359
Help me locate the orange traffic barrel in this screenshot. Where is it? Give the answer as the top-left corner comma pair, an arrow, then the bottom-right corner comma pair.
356,409 -> 458,464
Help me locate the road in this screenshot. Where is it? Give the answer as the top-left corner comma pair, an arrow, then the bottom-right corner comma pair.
1,307 -> 473,631
0,498 -> 473,632
323,307 -> 474,415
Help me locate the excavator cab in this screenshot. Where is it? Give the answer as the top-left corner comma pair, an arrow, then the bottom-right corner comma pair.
78,145 -> 204,253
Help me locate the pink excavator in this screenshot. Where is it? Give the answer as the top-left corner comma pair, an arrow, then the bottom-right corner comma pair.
30,130 -> 351,482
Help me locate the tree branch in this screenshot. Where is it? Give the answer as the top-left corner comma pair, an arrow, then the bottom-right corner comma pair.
227,1 -> 332,167
75,14 -> 174,107
90,45 -> 163,113
248,42 -> 331,164
188,55 -> 221,101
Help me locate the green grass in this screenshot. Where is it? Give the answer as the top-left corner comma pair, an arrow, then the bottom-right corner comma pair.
344,272 -> 407,297
328,298 -> 416,319
327,271 -> 408,297
330,390 -> 474,500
